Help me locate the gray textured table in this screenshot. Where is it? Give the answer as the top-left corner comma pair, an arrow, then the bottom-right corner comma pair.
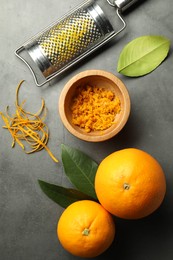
0,0 -> 173,259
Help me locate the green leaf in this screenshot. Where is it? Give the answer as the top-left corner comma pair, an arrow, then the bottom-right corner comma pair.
117,35 -> 170,77
38,180 -> 96,208
61,144 -> 98,200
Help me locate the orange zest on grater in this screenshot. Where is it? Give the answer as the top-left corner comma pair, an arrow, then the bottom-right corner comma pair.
15,0 -> 138,87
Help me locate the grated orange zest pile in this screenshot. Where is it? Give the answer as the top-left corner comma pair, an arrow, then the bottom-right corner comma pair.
0,80 -> 58,163
71,85 -> 121,133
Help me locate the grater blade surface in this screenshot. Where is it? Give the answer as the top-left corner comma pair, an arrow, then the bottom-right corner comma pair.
26,2 -> 114,77
16,0 -> 128,86
38,9 -> 103,72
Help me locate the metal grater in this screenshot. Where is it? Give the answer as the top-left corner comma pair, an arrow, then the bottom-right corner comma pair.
15,0 -> 138,86
27,5 -> 113,77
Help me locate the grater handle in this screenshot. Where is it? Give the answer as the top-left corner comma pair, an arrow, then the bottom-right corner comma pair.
115,0 -> 138,10
107,0 -> 138,11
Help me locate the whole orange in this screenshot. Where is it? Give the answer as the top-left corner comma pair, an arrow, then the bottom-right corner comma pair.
57,200 -> 115,258
95,148 -> 166,219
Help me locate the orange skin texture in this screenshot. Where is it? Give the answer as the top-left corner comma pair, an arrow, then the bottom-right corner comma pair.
57,200 -> 115,258
95,148 -> 166,219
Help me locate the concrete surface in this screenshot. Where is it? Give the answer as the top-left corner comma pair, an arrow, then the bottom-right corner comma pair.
0,0 -> 173,259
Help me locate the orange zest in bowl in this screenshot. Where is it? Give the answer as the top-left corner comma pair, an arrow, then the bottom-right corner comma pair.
71,85 -> 121,133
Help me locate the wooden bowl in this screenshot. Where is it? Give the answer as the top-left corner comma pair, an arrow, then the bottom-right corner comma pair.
58,70 -> 131,142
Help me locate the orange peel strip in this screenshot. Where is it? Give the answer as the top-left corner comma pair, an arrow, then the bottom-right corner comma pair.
0,80 -> 58,163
